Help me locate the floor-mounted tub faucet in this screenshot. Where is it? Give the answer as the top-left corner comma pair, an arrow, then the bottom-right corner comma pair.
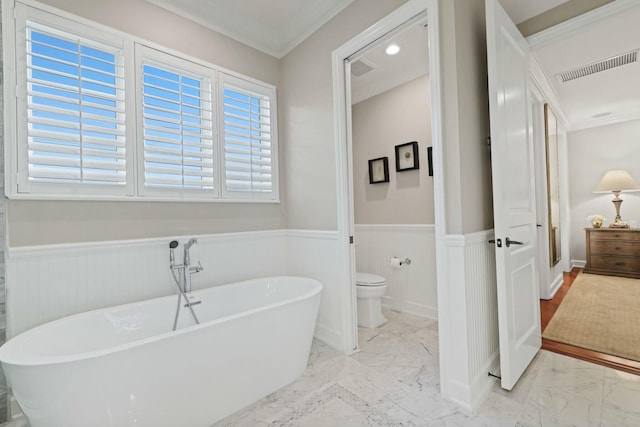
169,239 -> 203,330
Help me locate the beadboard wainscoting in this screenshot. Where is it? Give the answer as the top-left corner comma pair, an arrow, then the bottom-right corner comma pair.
354,224 -> 437,319
6,230 -> 343,350
443,230 -> 499,412
286,230 -> 343,348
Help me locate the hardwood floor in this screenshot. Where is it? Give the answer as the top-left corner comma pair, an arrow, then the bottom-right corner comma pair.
540,268 -> 640,375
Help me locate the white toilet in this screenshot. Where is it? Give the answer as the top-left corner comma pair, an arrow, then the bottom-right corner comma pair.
355,272 -> 388,328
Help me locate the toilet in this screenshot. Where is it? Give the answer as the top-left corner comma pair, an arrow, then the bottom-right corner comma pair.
355,272 -> 388,328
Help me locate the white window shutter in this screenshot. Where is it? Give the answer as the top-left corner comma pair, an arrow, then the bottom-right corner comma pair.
136,45 -> 217,198
22,23 -> 126,192
220,74 -> 278,200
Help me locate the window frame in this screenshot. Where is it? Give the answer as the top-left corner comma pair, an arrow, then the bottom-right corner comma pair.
13,3 -> 135,198
220,73 -> 279,201
135,44 -> 219,200
5,0 -> 279,203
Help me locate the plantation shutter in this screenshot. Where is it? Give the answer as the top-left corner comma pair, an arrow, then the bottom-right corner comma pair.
221,74 -> 278,200
139,51 -> 215,196
23,23 -> 126,190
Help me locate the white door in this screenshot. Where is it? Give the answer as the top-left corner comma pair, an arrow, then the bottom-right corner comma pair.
486,0 -> 541,390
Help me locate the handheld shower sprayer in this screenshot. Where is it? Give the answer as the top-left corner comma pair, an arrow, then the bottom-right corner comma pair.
183,238 -> 198,266
169,240 -> 179,267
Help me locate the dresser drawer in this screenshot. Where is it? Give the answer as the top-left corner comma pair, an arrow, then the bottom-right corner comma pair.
589,255 -> 640,273
589,230 -> 640,241
590,240 -> 640,256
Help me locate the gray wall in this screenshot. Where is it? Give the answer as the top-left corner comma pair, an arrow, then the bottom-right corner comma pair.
352,75 -> 434,224
567,120 -> 640,260
280,0 -> 407,230
440,0 -> 493,235
7,0 -> 285,247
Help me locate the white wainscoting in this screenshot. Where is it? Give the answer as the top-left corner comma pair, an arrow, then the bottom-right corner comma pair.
6,230 -> 342,344
443,230 -> 499,413
286,230 -> 342,350
355,224 -> 437,319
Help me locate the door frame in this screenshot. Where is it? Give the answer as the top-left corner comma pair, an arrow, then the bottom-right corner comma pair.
331,0 -> 448,374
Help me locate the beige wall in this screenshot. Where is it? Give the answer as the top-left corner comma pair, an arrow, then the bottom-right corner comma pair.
8,0 -> 496,245
440,0 -> 493,234
7,0 -> 284,247
352,75 -> 434,224
279,0 -> 407,230
567,120 -> 640,260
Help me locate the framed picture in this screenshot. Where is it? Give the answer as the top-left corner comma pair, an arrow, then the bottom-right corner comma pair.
395,141 -> 419,171
427,146 -> 433,176
368,157 -> 389,184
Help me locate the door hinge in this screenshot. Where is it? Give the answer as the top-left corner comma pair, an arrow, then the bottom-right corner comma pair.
349,235 -> 354,244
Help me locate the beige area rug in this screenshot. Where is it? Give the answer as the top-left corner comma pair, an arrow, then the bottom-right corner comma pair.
543,272 -> 640,361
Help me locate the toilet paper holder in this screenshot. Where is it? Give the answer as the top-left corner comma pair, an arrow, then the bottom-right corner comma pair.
391,256 -> 412,266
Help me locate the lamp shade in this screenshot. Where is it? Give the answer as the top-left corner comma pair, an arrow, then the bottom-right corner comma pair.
593,169 -> 640,193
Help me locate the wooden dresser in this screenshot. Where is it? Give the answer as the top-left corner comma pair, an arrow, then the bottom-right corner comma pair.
584,228 -> 640,279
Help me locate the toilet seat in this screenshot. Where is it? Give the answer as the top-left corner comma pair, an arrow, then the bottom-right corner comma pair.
356,272 -> 386,286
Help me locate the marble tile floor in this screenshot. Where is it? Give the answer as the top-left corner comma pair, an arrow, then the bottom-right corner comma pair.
214,310 -> 640,427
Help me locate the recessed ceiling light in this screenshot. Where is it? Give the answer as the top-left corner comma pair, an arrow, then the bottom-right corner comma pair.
385,44 -> 400,55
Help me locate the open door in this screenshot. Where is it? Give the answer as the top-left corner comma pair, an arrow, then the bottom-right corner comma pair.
486,0 -> 541,390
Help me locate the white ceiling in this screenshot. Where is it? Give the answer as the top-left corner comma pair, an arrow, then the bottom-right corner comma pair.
144,0 -> 636,131
530,2 -> 640,130
350,18 -> 429,104
144,0 -> 354,58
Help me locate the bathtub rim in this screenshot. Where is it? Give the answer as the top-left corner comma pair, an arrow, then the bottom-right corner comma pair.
0,275 -> 322,367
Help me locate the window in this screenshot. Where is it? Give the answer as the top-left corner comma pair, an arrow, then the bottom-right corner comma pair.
16,14 -> 127,196
10,2 -> 278,202
136,46 -> 217,198
221,74 -> 278,200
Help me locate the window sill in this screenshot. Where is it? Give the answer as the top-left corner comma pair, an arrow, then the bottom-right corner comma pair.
6,193 -> 280,204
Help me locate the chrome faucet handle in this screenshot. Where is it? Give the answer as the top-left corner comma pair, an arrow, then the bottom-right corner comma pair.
190,261 -> 203,273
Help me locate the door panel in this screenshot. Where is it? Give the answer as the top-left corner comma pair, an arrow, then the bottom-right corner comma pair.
486,0 -> 541,391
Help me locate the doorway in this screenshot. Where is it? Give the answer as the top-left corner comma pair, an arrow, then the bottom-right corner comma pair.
331,0 -> 447,370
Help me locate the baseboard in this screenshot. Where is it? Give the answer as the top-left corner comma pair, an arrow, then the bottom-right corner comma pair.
382,300 -> 437,320
549,272 -> 564,299
444,379 -> 474,414
571,259 -> 586,269
313,322 -> 343,353
469,350 -> 500,413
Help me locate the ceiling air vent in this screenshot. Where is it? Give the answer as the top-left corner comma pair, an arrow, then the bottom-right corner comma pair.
350,59 -> 374,77
556,49 -> 639,83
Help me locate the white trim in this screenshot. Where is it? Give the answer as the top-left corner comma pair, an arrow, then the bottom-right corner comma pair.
3,0 -> 19,196
529,53 -> 570,129
445,229 -> 494,247
383,299 -> 437,320
548,272 -> 564,300
286,229 -> 339,240
331,0 -> 446,380
469,350 -> 500,413
571,259 -> 587,269
526,0 -> 639,49
7,229 -> 288,256
313,323 -> 343,351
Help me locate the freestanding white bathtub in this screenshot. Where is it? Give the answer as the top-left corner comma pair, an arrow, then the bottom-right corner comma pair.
0,276 -> 322,427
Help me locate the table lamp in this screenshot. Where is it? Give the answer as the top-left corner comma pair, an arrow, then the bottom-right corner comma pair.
593,169 -> 640,228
